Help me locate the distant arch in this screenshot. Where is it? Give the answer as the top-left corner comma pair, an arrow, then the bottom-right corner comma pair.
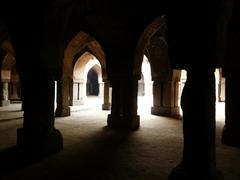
63,31 -> 107,82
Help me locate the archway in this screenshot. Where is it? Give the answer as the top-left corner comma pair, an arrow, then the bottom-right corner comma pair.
55,31 -> 109,117
87,67 -> 99,96
72,51 -> 104,109
134,15 -> 181,118
137,55 -> 153,115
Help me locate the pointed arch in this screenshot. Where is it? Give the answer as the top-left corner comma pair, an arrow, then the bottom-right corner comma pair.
134,15 -> 171,81
73,51 -> 102,83
63,31 -> 107,81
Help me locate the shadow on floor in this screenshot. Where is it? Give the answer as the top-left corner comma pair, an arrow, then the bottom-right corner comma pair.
0,145 -> 55,176
0,127 -> 135,180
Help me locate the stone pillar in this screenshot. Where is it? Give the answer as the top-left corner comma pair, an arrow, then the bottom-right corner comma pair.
218,77 -> 225,102
151,78 -> 180,118
72,81 -> 79,104
72,82 -> 87,106
72,82 -> 81,105
10,81 -> 20,100
99,82 -> 104,97
79,82 -> 87,104
107,76 -> 139,130
17,74 -> 63,155
9,72 -> 21,101
0,81 -> 10,106
55,77 -> 71,117
222,71 -> 240,147
69,80 -> 73,106
168,68 -> 221,180
102,81 -> 110,110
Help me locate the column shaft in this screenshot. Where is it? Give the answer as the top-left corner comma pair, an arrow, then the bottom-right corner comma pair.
55,77 -> 71,117
222,72 -> 240,147
102,81 -> 111,110
151,79 -> 180,118
169,68 -> 221,179
107,77 -> 139,130
17,73 -> 63,155
0,81 -> 10,106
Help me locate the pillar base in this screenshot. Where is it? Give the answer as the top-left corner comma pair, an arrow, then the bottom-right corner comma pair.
168,165 -> 224,180
107,114 -> 140,130
102,103 -> 111,110
0,100 -> 10,106
151,106 -> 180,119
17,128 -> 63,156
55,106 -> 70,117
221,126 -> 240,147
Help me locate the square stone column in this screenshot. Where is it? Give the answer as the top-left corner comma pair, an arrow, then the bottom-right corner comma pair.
17,74 -> 63,155
102,81 -> 111,110
55,77 -> 71,117
107,77 -> 139,130
222,71 -> 240,147
0,81 -> 10,106
72,81 -> 87,106
168,68 -> 222,180
151,79 -> 180,118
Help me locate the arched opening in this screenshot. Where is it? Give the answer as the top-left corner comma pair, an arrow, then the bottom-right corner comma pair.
135,15 -> 225,120
55,31 -> 109,117
135,16 -> 181,118
87,67 -> 99,96
137,55 -> 153,115
71,51 -> 104,111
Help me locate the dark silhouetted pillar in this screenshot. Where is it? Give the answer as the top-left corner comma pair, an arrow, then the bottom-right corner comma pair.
169,68 -> 222,180
222,71 -> 240,147
107,76 -> 139,130
220,0 -> 240,148
102,81 -> 111,110
17,72 -> 63,155
55,77 -> 71,117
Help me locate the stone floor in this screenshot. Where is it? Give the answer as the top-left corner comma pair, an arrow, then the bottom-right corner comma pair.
0,101 -> 239,180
